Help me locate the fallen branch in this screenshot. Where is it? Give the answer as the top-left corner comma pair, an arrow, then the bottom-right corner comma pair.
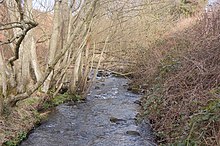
106,69 -> 134,77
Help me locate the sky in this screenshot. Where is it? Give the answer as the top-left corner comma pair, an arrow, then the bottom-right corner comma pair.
32,0 -> 219,12
33,0 -> 54,11
206,0 -> 220,11
208,0 -> 220,5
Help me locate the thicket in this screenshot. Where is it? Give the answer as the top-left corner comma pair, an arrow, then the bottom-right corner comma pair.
133,6 -> 220,145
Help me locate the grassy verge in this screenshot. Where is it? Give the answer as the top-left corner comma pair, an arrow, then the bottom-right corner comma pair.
1,92 -> 81,146
42,93 -> 81,110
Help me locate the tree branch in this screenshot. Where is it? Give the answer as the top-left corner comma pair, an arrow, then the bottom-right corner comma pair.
6,20 -> 38,66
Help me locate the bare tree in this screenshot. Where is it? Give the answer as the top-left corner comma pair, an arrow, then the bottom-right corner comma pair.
42,0 -> 62,93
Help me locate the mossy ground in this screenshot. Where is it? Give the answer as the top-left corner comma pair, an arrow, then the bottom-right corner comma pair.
42,93 -> 81,109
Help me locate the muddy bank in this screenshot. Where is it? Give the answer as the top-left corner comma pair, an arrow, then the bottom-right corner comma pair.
20,77 -> 156,146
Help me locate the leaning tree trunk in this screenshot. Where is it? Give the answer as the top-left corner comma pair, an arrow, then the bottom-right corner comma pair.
0,50 -> 7,115
42,0 -> 61,93
25,0 -> 43,82
17,0 -> 38,93
0,50 -> 7,98
30,36 -> 42,82
80,38 -> 91,92
60,0 -> 73,66
69,51 -> 82,93
17,41 -> 31,93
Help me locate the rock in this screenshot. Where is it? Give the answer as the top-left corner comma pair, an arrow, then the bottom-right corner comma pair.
126,131 -> 141,136
110,117 -> 126,123
131,88 -> 140,94
95,86 -> 100,89
58,86 -> 68,94
134,100 -> 142,105
66,102 -> 76,106
127,87 -> 132,91
123,84 -> 128,87
97,70 -> 111,77
97,70 -> 105,77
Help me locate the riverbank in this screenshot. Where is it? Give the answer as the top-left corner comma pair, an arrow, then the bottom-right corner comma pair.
131,7 -> 220,145
0,91 -> 81,146
0,94 -> 46,146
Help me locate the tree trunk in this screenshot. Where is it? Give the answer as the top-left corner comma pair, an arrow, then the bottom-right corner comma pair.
17,0 -> 36,93
17,39 -> 32,93
70,51 -> 82,93
30,36 -> 42,82
25,0 -> 42,83
0,50 -> 7,97
81,39 -> 91,92
0,50 -> 6,115
42,0 -> 61,93
61,0 -> 76,66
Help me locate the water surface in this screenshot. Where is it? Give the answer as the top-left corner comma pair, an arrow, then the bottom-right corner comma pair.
21,77 -> 155,146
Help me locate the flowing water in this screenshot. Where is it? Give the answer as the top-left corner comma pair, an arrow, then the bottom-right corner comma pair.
20,76 -> 156,146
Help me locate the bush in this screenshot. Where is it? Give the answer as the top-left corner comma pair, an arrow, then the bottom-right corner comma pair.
136,6 -> 220,145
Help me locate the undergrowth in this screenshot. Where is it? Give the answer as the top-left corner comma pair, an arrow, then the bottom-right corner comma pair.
134,7 -> 220,146
43,93 -> 81,109
3,132 -> 27,146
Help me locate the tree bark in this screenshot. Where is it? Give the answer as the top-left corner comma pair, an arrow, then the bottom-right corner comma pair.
70,50 -> 82,93
0,50 -> 7,97
17,39 -> 31,93
17,0 -> 37,93
0,50 -> 7,115
42,0 -> 61,93
30,36 -> 42,82
25,0 -> 42,83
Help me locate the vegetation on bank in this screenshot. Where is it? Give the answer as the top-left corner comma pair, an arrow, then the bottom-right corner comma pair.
1,92 -> 81,146
131,6 -> 220,146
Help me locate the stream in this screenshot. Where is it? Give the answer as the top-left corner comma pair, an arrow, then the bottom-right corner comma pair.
20,76 -> 156,146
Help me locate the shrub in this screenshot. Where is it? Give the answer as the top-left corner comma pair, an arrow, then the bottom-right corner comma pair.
137,6 -> 220,145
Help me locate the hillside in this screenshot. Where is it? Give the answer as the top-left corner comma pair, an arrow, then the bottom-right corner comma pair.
131,5 -> 220,146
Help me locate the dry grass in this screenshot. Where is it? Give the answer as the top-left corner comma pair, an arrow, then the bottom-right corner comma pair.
134,7 -> 220,145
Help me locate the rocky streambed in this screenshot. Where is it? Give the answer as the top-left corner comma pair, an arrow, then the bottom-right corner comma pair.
20,76 -> 156,146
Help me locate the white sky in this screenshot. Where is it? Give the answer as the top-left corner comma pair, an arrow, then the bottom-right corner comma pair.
33,0 -> 55,11
32,0 -> 218,12
208,0 -> 220,5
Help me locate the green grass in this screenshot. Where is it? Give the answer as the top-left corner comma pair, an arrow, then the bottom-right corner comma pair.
3,132 -> 27,146
43,93 -> 81,109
